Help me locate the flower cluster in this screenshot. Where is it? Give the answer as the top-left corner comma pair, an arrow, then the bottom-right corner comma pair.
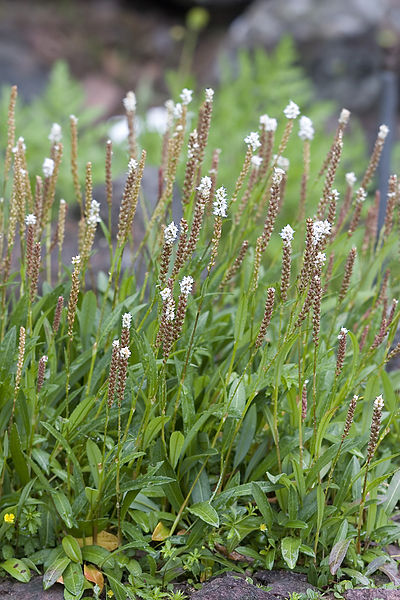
272,167 -> 285,186
123,91 -> 136,112
164,221 -> 178,245
378,124 -> 389,140
346,172 -> 357,186
280,224 -> 294,245
298,116 -> 314,141
197,176 -> 212,199
49,123 -> 62,144
312,220 -> 331,245
25,214 -> 37,226
244,132 -> 261,151
180,88 -> 193,105
251,155 -> 263,169
180,276 -> 194,296
205,88 -> 214,102
42,157 -> 55,178
260,114 -> 277,131
213,186 -> 228,218
338,327 -> 348,340
88,199 -> 101,225
283,100 -> 300,119
122,313 -> 132,329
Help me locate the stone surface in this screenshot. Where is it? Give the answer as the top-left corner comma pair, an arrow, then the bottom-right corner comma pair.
254,570 -> 317,597
228,0 -> 400,112
0,576 -> 63,599
345,590 -> 400,600
191,574 -> 275,600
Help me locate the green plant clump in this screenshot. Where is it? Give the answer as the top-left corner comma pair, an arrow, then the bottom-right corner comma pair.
0,80 -> 400,600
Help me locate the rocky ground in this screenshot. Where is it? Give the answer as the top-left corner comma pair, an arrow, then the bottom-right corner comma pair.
1,570 -> 400,599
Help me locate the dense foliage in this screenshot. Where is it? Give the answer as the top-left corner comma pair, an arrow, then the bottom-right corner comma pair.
1,68 -> 400,600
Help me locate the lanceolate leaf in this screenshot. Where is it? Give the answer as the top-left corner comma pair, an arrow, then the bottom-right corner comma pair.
281,537 -> 301,570
188,502 -> 219,527
329,539 -> 351,575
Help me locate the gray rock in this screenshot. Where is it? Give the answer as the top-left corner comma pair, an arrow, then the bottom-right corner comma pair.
191,574 -> 275,600
254,570 -> 317,597
345,590 -> 400,600
0,576 -> 63,599
228,0 -> 400,112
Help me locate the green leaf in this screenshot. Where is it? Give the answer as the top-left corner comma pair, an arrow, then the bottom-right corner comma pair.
383,469 -> 400,516
81,545 -> 113,568
329,538 -> 351,575
106,573 -> 133,600
234,404 -> 256,468
169,431 -> 184,470
86,439 -> 102,488
251,482 -> 274,530
9,424 -> 30,486
43,556 -> 71,589
63,561 -> 84,596
78,290 -> 97,350
188,501 -> 219,527
142,416 -> 169,449
51,491 -> 76,529
234,294 -> 248,343
281,536 -> 301,569
62,535 -> 82,564
1,558 -> 31,583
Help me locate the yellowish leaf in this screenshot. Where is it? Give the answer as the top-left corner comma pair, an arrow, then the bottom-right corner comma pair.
152,521 -> 170,541
84,564 -> 104,591
77,530 -> 119,551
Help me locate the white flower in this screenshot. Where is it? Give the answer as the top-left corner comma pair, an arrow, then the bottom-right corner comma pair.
160,288 -> 171,301
180,88 -> 193,106
356,187 -> 367,203
298,115 -> 314,141
338,108 -> 350,124
280,224 -> 294,244
42,355 -> 48,363
283,101 -> 300,119
123,91 -> 136,113
48,123 -> 62,144
146,106 -> 168,134
251,156 -> 263,169
180,275 -> 194,296
88,199 -> 101,223
378,124 -> 389,140
205,88 -> 214,103
128,158 -> 138,173
272,167 -> 285,185
345,172 -> 357,187
374,394 -> 384,410
42,158 -> 55,178
330,189 -> 340,202
315,252 -> 326,266
112,339 -> 120,348
312,220 -> 331,245
244,132 -> 261,151
260,114 -> 277,132
173,103 -> 183,120
12,136 -> 26,154
25,214 -> 37,226
122,313 -> 132,329
187,130 -> 199,159
213,186 -> 228,218
70,114 -> 78,124
72,255 -> 81,266
120,347 -> 131,359
197,176 -> 212,199
338,327 -> 348,340
273,155 -> 290,171
164,221 -> 178,245
165,297 -> 175,322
